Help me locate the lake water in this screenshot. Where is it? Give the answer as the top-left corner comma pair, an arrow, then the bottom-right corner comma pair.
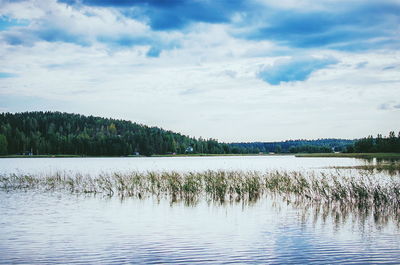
0,155 -> 373,175
1,156 -> 399,264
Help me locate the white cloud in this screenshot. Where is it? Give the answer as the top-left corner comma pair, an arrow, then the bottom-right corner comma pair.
0,0 -> 399,141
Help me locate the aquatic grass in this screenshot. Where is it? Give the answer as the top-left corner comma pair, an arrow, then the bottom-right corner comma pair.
329,161 -> 400,175
1,170 -> 399,220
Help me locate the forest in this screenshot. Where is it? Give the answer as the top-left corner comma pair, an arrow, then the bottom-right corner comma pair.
349,132 -> 400,153
0,112 -> 398,156
0,112 -> 229,156
230,139 -> 353,154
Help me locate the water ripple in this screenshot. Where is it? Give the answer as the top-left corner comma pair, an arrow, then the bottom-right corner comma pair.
0,191 -> 399,264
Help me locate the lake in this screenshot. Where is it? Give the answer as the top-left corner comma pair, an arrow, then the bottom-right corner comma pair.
1,156 -> 399,264
0,155 -> 375,175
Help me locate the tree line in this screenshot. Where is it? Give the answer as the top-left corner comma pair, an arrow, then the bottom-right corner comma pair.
0,112 -> 398,156
347,132 -> 400,153
0,112 -> 230,156
230,139 -> 354,154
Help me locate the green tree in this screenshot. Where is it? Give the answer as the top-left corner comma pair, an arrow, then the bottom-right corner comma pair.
0,111 -> 237,156
108,123 -> 117,135
0,134 -> 8,155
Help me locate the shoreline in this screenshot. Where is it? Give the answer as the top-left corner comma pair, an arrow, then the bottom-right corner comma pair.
295,153 -> 400,159
2,152 -> 400,159
0,153 -> 286,158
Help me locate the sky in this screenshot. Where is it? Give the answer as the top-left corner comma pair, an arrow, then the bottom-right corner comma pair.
0,0 -> 399,142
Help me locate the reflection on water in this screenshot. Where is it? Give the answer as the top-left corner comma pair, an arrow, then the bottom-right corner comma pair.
283,195 -> 399,230
2,169 -> 399,223
0,191 -> 399,264
364,157 -> 400,164
0,156 -> 376,176
332,158 -> 400,176
1,156 -> 399,264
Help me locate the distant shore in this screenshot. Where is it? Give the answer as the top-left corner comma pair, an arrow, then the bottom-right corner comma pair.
2,153 -> 400,159
295,153 -> 400,159
0,154 -> 82,158
149,153 -> 290,157
0,153 -> 282,158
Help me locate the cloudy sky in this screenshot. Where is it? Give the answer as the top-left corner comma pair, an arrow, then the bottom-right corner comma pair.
0,0 -> 399,142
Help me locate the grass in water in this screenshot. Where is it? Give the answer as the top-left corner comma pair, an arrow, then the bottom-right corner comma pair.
329,161 -> 400,175
1,170 -> 398,209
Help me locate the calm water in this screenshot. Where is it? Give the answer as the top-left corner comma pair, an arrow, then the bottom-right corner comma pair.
1,156 -> 399,264
0,155 -> 372,175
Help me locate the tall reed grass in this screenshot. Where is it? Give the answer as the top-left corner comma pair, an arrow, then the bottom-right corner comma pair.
1,170 -> 398,208
2,170 -> 398,225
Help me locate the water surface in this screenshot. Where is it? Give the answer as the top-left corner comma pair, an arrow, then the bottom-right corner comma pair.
0,155 -> 372,175
1,191 -> 399,264
0,156 -> 399,264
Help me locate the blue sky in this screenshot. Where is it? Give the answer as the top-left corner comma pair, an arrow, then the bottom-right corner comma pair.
0,0 -> 399,141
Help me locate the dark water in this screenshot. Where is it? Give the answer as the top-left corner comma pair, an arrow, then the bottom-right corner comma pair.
0,191 -> 399,264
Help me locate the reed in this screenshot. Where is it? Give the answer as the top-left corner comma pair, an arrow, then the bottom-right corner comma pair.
1,170 -> 399,218
330,162 -> 400,175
